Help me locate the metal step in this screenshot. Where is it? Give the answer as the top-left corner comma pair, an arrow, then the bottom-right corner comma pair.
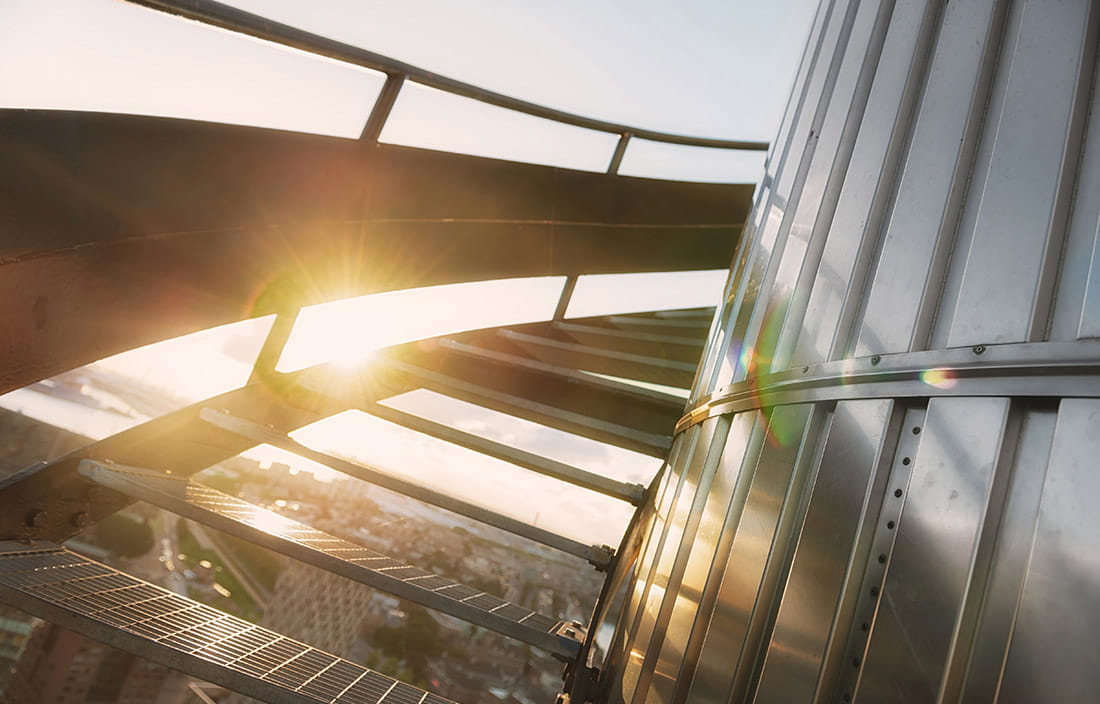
0,542 -> 458,704
381,358 -> 673,458
498,329 -> 697,388
361,402 -> 645,505
199,408 -> 613,569
550,322 -> 705,364
78,460 -> 582,658
604,314 -> 711,337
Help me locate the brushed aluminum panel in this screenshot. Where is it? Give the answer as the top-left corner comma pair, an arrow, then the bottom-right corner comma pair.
714,0 -> 858,389
1077,219 -> 1100,339
856,0 -> 1003,356
958,405 -> 1056,702
943,0 -> 1095,348
753,399 -> 895,703
604,427 -> 697,683
855,397 -> 1010,702
790,0 -> 934,366
764,0 -> 895,375
644,412 -> 761,704
619,417 -> 728,701
996,399 -> 1100,703
682,404 -> 816,704
1049,36 -> 1100,340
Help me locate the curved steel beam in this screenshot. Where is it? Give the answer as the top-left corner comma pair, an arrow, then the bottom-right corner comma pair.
0,110 -> 750,394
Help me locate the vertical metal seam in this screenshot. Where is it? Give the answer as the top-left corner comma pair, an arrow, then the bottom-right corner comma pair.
699,0 -> 843,398
1031,2 -> 1100,342
628,416 -> 733,704
729,0 -> 865,384
771,0 -> 900,372
833,0 -> 949,358
813,402 -> 917,702
908,0 -> 1014,351
603,427 -> 699,685
937,399 -> 1024,702
736,404 -> 833,704
668,412 -> 770,704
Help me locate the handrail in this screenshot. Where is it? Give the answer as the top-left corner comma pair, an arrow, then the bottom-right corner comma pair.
126,0 -> 769,155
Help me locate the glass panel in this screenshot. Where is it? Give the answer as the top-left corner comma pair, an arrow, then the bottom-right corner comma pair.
276,277 -> 564,372
218,0 -> 815,144
0,0 -> 384,138
0,316 -> 274,445
619,139 -> 766,183
380,82 -> 618,171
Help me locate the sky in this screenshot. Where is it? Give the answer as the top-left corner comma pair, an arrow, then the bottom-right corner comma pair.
0,0 -> 816,544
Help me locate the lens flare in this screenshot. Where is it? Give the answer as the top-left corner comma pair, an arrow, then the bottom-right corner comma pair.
921,368 -> 956,389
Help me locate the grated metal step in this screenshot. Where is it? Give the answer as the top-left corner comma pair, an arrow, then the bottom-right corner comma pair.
0,542 -> 458,704
79,460 -> 583,657
199,408 -> 612,569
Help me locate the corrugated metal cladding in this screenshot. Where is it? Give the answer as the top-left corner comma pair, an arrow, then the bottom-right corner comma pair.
598,0 -> 1100,702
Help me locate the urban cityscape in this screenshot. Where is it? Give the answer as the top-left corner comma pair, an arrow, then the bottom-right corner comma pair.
0,361 -> 611,704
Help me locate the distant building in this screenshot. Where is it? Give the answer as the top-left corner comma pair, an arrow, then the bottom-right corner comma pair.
3,621 -> 170,704
221,561 -> 374,704
0,606 -> 36,693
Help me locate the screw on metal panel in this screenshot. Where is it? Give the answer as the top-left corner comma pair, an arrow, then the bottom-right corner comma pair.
878,554 -> 886,564
887,520 -> 896,530
870,586 -> 879,597
870,355 -> 881,366
71,512 -> 88,529
894,489 -> 903,498
902,457 -> 911,465
852,658 -> 861,667
843,693 -> 851,701
912,426 -> 921,434
25,509 -> 47,529
973,345 -> 985,354
861,622 -> 869,631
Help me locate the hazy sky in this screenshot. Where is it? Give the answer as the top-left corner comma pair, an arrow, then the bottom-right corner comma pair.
0,0 -> 817,544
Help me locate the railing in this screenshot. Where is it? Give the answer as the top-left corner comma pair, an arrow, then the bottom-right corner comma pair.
127,0 -> 769,174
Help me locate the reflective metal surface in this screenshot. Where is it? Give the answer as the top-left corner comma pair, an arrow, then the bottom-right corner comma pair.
597,0 -> 1100,701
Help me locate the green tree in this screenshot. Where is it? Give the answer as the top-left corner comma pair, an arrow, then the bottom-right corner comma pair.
94,513 -> 154,558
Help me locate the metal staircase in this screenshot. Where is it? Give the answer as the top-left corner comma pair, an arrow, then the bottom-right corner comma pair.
0,307 -> 717,702
0,1 -> 757,700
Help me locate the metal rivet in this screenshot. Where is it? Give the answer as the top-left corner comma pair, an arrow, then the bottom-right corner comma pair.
894,489 -> 903,498
843,694 -> 851,702
902,457 -> 911,465
878,554 -> 886,564
870,586 -> 879,597
912,426 -> 921,435
853,657 -> 861,667
861,622 -> 870,632
870,355 -> 881,366
973,345 -> 985,355
887,520 -> 896,530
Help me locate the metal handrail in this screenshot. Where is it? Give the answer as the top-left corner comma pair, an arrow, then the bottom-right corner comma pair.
126,0 -> 770,161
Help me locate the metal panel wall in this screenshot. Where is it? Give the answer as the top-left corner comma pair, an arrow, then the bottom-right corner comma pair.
598,1 -> 1100,702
